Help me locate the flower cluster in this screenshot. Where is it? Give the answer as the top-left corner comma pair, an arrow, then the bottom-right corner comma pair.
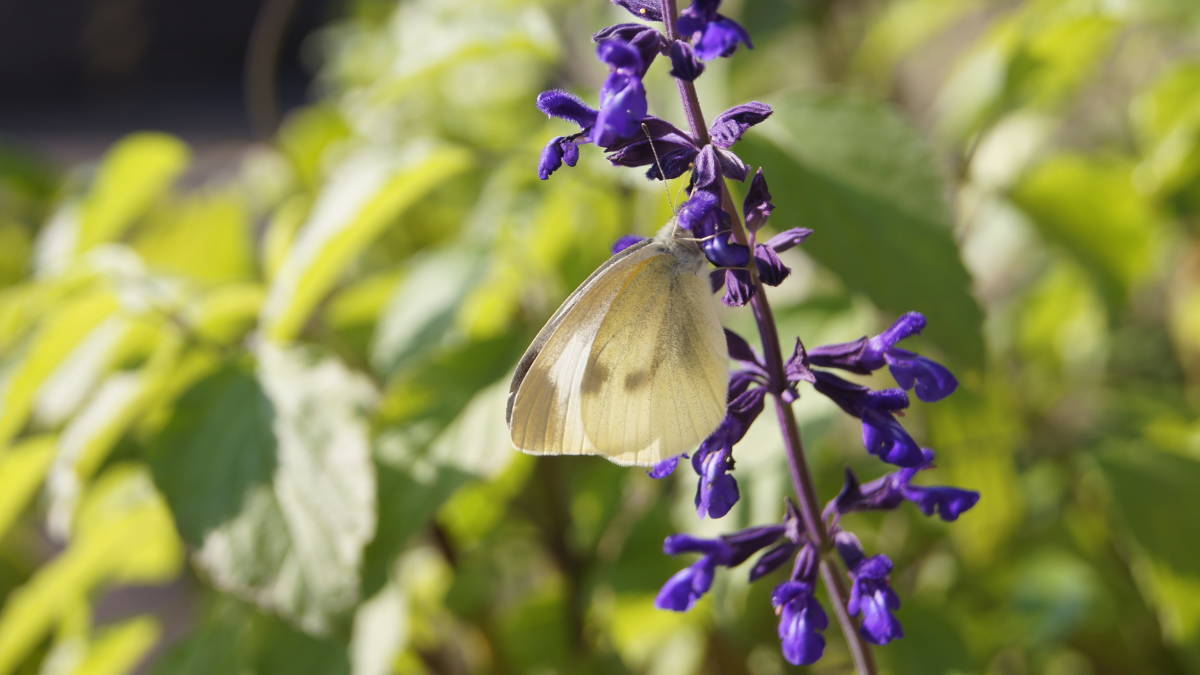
535,0 -> 980,667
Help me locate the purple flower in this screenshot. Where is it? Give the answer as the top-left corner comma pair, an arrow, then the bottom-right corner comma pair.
535,90 -> 599,179
808,371 -> 924,467
656,525 -> 787,611
611,234 -> 647,254
595,41 -> 650,147
830,451 -> 980,522
754,244 -> 789,286
743,169 -> 774,231
709,102 -> 772,148
656,556 -> 717,611
692,419 -> 742,518
772,581 -> 828,665
667,39 -> 705,81
593,23 -> 665,77
605,117 -> 699,180
808,312 -> 958,402
836,532 -> 903,645
647,453 -> 684,478
677,0 -> 753,60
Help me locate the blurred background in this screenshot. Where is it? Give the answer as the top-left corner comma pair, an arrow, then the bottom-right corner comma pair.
1,0 -> 1199,673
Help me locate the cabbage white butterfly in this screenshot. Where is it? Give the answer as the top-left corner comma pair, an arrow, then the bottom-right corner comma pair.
507,223 -> 728,466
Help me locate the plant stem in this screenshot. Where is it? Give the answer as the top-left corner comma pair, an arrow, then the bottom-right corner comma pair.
660,3 -> 877,672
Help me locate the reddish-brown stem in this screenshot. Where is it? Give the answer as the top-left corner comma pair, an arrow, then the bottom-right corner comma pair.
660,2 -> 877,672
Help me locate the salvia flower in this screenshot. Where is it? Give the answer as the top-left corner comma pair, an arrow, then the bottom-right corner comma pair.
677,0 -> 753,60
808,312 -> 958,402
606,117 -> 699,180
830,449 -> 981,522
807,370 -> 925,467
772,581 -> 828,665
656,525 -> 786,611
836,532 -> 903,645
594,40 -> 650,147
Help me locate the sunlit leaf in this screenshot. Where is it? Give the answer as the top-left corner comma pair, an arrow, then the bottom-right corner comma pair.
133,191 -> 254,283
75,616 -> 161,675
77,133 -> 190,254
1011,155 -> 1163,310
0,434 -> 55,537
0,288 -> 118,447
151,345 -> 377,633
742,92 -> 985,367
262,145 -> 470,342
0,465 -> 181,673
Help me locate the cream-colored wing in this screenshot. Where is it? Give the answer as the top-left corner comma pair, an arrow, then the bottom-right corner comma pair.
579,251 -> 727,465
507,242 -> 659,457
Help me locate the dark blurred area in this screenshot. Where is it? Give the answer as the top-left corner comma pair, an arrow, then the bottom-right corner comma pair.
0,0 -> 335,163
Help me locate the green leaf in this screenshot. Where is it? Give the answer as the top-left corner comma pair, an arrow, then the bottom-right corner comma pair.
0,288 -> 119,447
0,465 -> 181,673
1096,446 -> 1200,663
370,247 -> 485,379
742,92 -> 984,367
132,191 -> 255,283
262,144 -> 470,342
151,345 -> 377,633
0,434 -> 55,537
1011,155 -> 1162,311
77,133 -> 190,254
75,616 -> 160,675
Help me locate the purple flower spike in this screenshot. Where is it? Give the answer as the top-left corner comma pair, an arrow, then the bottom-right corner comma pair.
710,102 -> 773,148
743,169 -> 774,231
612,0 -> 663,20
772,581 -> 828,665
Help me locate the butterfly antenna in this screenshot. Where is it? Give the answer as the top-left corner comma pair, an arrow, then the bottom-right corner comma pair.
641,123 -> 681,237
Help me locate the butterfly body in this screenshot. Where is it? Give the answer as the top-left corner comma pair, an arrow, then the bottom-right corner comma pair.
507,224 -> 727,466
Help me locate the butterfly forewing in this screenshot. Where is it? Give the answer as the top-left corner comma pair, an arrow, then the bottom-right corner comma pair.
580,252 -> 727,464
507,233 -> 727,466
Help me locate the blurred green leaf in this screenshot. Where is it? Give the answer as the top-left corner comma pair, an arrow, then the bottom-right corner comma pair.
1132,64 -> 1200,199
1096,445 -> 1200,664
370,247 -> 485,379
262,145 -> 470,342
743,92 -> 985,368
0,465 -> 181,673
1011,155 -> 1162,311
0,288 -> 118,447
75,616 -> 160,675
151,345 -> 377,633
77,133 -> 190,254
133,191 -> 255,283
0,435 -> 55,537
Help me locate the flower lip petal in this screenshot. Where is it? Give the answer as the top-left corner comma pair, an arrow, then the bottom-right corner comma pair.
536,89 -> 598,128
710,101 -> 773,148
612,0 -> 664,20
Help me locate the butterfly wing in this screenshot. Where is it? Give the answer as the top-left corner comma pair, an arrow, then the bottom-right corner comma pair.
507,241 -> 659,457
579,250 -> 727,465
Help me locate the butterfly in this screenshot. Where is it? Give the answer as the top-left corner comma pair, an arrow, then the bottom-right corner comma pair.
507,223 -> 728,466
